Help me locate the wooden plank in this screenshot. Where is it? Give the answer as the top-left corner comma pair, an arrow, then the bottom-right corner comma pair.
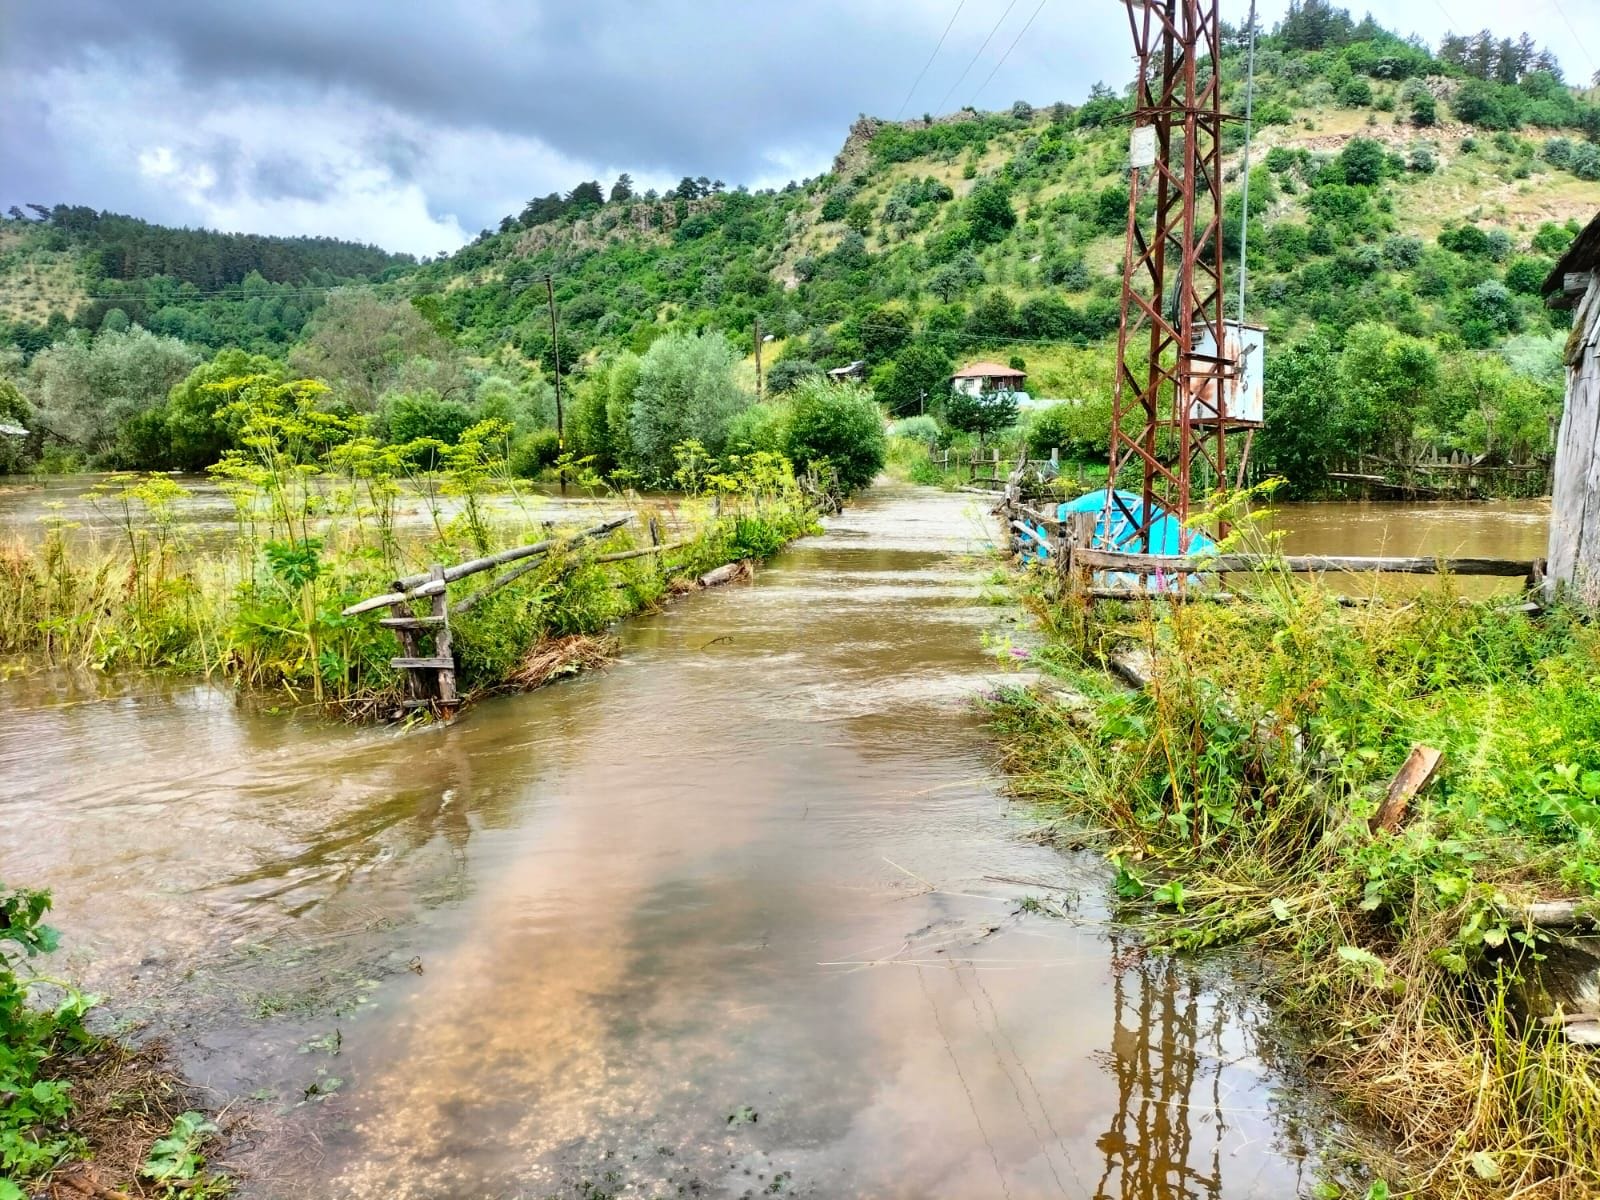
391,656 -> 455,669
429,564 -> 457,707
1549,274 -> 1600,601
378,615 -> 445,628
1071,548 -> 1536,577
1370,745 -> 1443,834
387,600 -> 423,705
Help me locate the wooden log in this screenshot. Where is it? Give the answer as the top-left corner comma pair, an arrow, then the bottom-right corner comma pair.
698,561 -> 749,588
1517,900 -> 1600,928
348,517 -> 632,615
386,599 -> 424,705
590,541 -> 687,564
1070,548 -> 1537,577
381,516 -> 632,596
1370,745 -> 1443,835
1108,647 -> 1155,690
391,656 -> 456,669
429,565 -> 458,708
1010,519 -> 1050,548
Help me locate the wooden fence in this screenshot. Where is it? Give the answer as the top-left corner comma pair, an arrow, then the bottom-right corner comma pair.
341,514 -> 716,718
991,461 -> 1544,605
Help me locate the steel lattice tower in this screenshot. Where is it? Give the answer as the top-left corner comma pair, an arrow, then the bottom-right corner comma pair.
1104,0 -> 1240,552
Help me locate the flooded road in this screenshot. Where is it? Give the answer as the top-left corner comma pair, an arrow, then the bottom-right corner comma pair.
5,485 -> 1328,1198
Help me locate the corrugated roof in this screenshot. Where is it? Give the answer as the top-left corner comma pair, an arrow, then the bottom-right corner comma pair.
951,361 -> 1026,378
1543,209 -> 1600,308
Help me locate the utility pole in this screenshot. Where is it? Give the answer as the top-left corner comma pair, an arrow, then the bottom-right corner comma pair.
754,317 -> 763,401
545,275 -> 565,494
1238,0 -> 1259,326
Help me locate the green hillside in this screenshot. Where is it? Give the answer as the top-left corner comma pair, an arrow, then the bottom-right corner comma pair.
0,205 -> 414,355
3,3 -> 1600,491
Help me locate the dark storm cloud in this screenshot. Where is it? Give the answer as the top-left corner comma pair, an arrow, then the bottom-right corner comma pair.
366,129 -> 427,184
7,0 -> 1102,186
250,153 -> 337,202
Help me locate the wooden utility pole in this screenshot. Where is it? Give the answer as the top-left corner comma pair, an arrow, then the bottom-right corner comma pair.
545,275 -> 565,493
754,318 -> 763,401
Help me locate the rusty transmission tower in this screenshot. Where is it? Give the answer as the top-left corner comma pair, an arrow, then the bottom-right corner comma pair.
1104,0 -> 1256,552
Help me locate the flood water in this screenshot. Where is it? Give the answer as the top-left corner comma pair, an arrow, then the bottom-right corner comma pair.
0,483 -> 1342,1198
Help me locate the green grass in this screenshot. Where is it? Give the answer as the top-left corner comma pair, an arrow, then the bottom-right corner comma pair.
994,557 -> 1600,1198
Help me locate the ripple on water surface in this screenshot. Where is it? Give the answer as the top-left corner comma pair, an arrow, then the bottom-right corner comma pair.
2,485 -> 1329,1198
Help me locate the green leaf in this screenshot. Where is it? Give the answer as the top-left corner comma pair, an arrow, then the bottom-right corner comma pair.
1365,1182 -> 1390,1200
1270,897 -> 1292,922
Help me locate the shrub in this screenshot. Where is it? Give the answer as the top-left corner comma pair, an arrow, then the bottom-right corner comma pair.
966,179 -> 1017,245
1338,137 -> 1388,185
783,377 -> 886,492
385,391 -> 474,451
1021,399 -> 1112,459
627,331 -> 752,483
509,429 -> 561,477
766,358 -> 821,395
1381,234 -> 1424,269
724,402 -> 792,455
887,414 -> 941,445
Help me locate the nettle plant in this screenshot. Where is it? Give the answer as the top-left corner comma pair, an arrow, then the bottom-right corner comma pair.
0,882 -> 97,1189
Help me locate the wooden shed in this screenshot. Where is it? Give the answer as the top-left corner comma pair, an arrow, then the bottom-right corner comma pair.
1543,213 -> 1600,605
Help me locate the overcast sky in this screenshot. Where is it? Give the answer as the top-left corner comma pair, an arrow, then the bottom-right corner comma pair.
2,1 -> 1593,256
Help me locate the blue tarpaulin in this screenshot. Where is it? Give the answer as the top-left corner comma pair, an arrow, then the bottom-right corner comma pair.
1017,488 -> 1216,588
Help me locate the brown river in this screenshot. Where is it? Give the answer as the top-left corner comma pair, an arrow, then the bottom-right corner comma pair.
0,483 -> 1550,1198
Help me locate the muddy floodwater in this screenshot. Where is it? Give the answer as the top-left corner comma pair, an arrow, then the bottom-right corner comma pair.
12,483 -> 1531,1198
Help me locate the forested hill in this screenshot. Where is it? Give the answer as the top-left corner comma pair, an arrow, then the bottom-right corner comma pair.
0,205 -> 413,354
4,2 -> 1600,491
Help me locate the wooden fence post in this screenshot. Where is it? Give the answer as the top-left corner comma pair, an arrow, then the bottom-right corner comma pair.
430,564 -> 458,715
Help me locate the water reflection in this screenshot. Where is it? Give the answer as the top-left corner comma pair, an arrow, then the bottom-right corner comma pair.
2,485 -> 1326,1198
1094,940 -> 1310,1199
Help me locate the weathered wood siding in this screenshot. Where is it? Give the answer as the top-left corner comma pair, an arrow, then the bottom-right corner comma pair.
1548,269 -> 1600,605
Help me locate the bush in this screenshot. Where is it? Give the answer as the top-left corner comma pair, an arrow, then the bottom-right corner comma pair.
1382,234 -> 1424,269
509,429 -> 561,478
1020,400 -> 1111,460
1338,137 -> 1388,185
386,391 -> 475,457
766,358 -> 821,395
887,414 -> 941,445
627,330 -> 752,482
724,402 -> 792,455
783,377 -> 886,492
966,179 -> 1017,245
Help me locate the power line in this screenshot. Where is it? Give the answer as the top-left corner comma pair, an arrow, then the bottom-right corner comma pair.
1547,0 -> 1597,77
895,0 -> 969,120
969,0 -> 1050,108
933,0 -> 1022,116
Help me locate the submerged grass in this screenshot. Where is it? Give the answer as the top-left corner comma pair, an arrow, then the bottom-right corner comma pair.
995,552 -> 1600,1198
0,400 -> 820,717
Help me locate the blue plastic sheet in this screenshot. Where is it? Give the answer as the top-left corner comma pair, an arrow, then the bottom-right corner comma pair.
1016,488 -> 1216,590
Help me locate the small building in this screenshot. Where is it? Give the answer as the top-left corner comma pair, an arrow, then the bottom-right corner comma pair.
1542,211 -> 1600,604
827,360 -> 866,381
950,361 -> 1027,398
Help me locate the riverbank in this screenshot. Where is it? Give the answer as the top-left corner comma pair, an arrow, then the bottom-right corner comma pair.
993,556 -> 1600,1197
